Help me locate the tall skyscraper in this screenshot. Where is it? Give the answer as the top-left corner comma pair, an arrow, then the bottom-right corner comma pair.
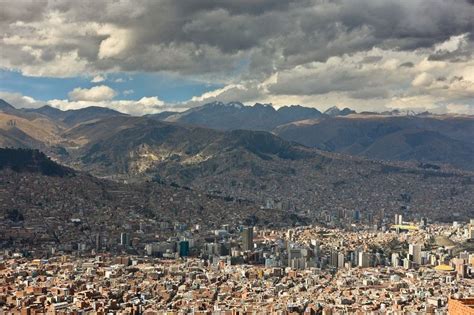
392,253 -> 400,267
358,252 -> 370,268
241,227 -> 254,251
409,244 -> 422,265
394,214 -> 403,225
337,252 -> 345,269
179,240 -> 190,257
120,232 -> 130,247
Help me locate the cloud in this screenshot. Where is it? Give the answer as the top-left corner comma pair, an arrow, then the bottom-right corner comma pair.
182,45 -> 474,113
0,91 -> 44,109
48,96 -> 169,116
91,75 -> 105,83
445,103 -> 474,115
0,90 -> 171,116
98,27 -> 133,59
184,83 -> 261,107
0,0 -> 473,113
68,85 -> 116,102
1,0 -> 472,77
412,72 -> 435,87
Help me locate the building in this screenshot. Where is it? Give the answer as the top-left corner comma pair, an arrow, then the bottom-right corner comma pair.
392,253 -> 400,267
409,244 -> 422,265
178,240 -> 189,257
120,232 -> 129,247
358,252 -> 370,268
241,227 -> 253,251
395,214 -> 403,225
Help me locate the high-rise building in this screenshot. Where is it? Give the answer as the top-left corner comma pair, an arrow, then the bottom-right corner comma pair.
337,252 -> 345,269
392,253 -> 400,267
330,249 -> 338,268
403,257 -> 412,269
179,240 -> 190,257
353,209 -> 361,222
241,227 -> 253,251
409,244 -> 422,265
453,258 -> 467,278
288,247 -> 303,268
358,252 -> 370,268
120,232 -> 130,247
394,214 -> 403,225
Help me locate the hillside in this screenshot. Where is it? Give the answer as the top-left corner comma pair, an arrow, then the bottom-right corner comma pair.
0,99 -> 126,153
0,147 -> 73,176
61,116 -> 314,176
27,105 -> 126,126
274,115 -> 474,171
0,111 -> 64,148
0,100 -> 473,222
57,116 -> 473,223
151,101 -> 474,171
0,148 -> 285,251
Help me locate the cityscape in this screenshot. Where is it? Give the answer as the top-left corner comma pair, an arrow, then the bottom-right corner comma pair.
1,0 -> 474,314
1,208 -> 474,314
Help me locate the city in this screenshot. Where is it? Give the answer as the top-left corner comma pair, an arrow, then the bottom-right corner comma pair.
1,207 -> 474,314
1,0 -> 474,314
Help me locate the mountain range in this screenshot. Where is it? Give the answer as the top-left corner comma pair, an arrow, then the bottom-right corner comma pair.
274,115 -> 474,171
151,101 -> 474,171
0,98 -> 473,222
2,99 -> 473,171
154,101 -> 324,131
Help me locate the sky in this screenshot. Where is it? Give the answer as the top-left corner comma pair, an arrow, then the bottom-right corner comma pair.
0,0 -> 473,115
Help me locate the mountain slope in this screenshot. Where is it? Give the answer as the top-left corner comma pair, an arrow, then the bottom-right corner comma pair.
0,100 -> 65,149
0,99 -> 17,114
274,115 -> 474,171
62,116 -> 314,176
0,148 -> 281,251
53,115 -> 474,223
0,147 -> 73,176
28,105 -> 126,126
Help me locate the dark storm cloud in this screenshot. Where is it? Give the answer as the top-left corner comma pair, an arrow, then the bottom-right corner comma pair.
1,0 -> 473,77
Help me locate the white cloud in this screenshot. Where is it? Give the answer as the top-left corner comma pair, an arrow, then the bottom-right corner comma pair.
0,90 -> 179,116
98,26 -> 133,59
91,75 -> 106,83
0,91 -> 44,109
434,33 -> 469,53
123,89 -> 134,95
445,103 -> 474,115
412,72 -> 435,87
48,96 -> 166,116
68,85 -> 117,102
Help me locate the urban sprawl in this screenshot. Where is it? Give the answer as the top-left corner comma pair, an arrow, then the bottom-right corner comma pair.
1,207 -> 474,314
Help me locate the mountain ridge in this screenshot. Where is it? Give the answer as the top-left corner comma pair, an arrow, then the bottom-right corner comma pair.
160,101 -> 323,131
